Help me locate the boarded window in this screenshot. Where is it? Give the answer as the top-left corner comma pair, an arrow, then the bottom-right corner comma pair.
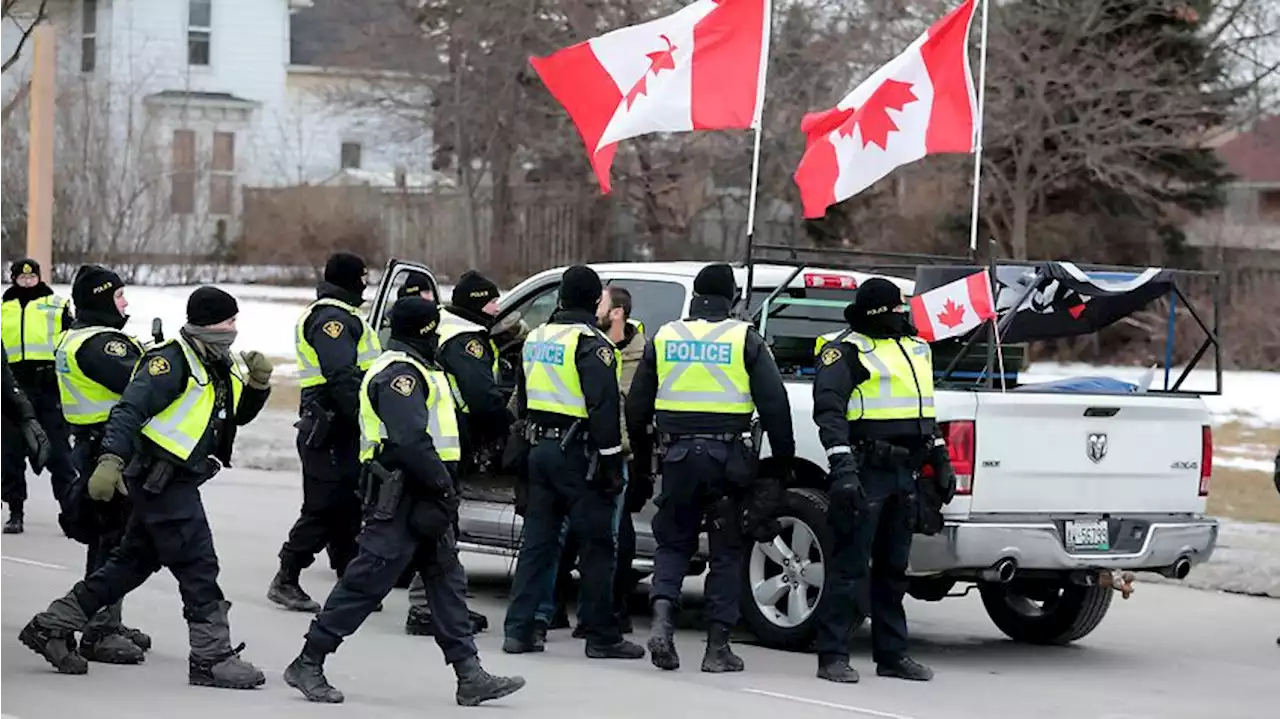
188,0 -> 211,66
171,130 -> 196,215
210,132 -> 235,215
81,0 -> 97,73
340,142 -> 362,170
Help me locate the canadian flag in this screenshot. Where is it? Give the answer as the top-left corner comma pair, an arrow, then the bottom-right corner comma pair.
530,0 -> 769,193
911,269 -> 997,342
793,0 -> 978,218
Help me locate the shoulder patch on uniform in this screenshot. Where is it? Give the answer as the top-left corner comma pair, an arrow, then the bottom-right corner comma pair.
464,338 -> 485,359
147,356 -> 171,376
322,320 -> 344,339
596,346 -> 615,367
103,340 -> 128,357
390,373 -> 416,397
820,347 -> 843,367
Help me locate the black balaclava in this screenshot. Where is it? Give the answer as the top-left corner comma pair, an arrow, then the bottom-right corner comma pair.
71,264 -> 127,329
398,270 -> 434,299
693,263 -> 737,301
450,270 -> 500,315
322,252 -> 369,304
557,265 -> 602,313
844,278 -> 916,339
390,296 -> 441,362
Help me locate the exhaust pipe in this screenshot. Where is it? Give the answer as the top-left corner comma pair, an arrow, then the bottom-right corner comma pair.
978,558 -> 1017,584
1161,557 -> 1191,580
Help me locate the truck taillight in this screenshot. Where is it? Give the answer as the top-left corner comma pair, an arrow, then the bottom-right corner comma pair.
1199,425 -> 1212,496
804,273 -> 858,289
945,420 -> 975,495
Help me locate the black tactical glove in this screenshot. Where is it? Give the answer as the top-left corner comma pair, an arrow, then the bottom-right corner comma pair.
598,453 -> 626,496
828,452 -> 867,518
625,461 -> 654,513
927,441 -> 958,503
742,470 -> 787,543
21,416 -> 51,475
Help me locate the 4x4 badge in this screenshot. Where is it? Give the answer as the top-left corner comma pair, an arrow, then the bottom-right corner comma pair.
1087,433 -> 1108,463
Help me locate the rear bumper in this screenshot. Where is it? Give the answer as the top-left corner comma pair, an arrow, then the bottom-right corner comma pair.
908,516 -> 1219,575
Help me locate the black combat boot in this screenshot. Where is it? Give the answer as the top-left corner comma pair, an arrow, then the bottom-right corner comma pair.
700,622 -> 744,673
284,641 -> 343,703
267,561 -> 321,613
453,656 -> 526,707
501,635 -> 544,654
119,624 -> 152,652
876,656 -> 934,681
19,617 -> 88,674
406,605 -> 434,635
647,598 -> 679,670
187,600 -> 266,689
817,655 -> 860,683
4,502 -> 23,534
585,638 -> 646,659
80,629 -> 146,665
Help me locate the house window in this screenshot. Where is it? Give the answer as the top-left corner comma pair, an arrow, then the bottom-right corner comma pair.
171,130 -> 196,215
188,0 -> 212,66
210,132 -> 235,215
80,0 -> 97,73
340,142 -> 362,170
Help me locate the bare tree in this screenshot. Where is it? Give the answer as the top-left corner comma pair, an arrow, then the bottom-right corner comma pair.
2,0 -> 47,73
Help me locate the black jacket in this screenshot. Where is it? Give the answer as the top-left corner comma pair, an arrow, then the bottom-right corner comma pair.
100,336 -> 269,474
516,308 -> 623,455
812,331 -> 936,449
437,305 -> 509,441
365,339 -> 456,497
626,295 -> 795,461
298,283 -> 369,424
2,355 -> 36,421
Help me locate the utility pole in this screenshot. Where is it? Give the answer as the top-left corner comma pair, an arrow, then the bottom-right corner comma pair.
26,24 -> 55,282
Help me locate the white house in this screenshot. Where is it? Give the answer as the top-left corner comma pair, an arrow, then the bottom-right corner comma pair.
2,0 -> 433,256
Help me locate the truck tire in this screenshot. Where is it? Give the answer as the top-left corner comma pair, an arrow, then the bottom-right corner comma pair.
740,487 -> 833,649
978,581 -> 1113,645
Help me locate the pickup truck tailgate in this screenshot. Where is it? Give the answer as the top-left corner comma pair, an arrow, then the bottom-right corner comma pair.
969,392 -> 1209,514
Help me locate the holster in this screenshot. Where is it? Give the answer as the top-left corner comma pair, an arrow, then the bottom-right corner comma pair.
141,457 -> 177,495
301,403 -> 335,450
860,439 -> 916,470
914,477 -> 945,536
360,460 -> 404,521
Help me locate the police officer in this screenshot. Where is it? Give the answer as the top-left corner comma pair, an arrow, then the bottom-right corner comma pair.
54,265 -> 151,665
19,286 -> 274,688
502,265 -> 644,660
2,258 -> 76,530
405,270 -> 505,636
3,348 -> 51,529
270,252 -> 381,612
283,297 -> 525,707
626,263 -> 795,673
810,278 -> 955,683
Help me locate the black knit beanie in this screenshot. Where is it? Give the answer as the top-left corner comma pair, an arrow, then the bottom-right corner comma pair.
693,263 -> 737,301
399,270 -> 434,298
451,270 -> 500,311
324,252 -> 369,296
187,286 -> 239,327
10,257 -> 40,281
844,278 -> 904,323
72,264 -> 125,315
558,265 -> 602,311
390,297 -> 441,341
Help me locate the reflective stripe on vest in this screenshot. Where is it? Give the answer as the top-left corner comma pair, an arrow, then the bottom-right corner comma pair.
294,298 -> 381,387
522,323 -> 619,418
56,327 -> 141,425
438,309 -> 499,380
654,319 -> 753,414
840,332 -> 936,421
2,296 -> 68,362
140,337 -> 245,460
358,351 -> 462,463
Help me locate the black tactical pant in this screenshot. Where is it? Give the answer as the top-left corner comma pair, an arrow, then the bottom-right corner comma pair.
814,463 -> 915,665
36,472 -> 232,660
1,411 -> 24,506
649,437 -> 743,627
69,436 -> 131,636
504,438 -> 619,647
279,426 -> 362,575
306,500 -> 477,665
1,371 -> 74,508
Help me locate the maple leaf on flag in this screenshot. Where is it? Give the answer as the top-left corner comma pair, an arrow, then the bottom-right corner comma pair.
835,79 -> 919,150
625,35 -> 678,109
936,298 -> 967,328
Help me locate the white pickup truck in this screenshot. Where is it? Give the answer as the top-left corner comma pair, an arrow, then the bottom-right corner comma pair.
369,258 -> 1219,650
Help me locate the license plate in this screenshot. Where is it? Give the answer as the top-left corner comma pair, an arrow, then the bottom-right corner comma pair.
1065,519 -> 1110,551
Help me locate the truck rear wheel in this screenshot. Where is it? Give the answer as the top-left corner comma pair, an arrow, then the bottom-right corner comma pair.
740,488 -> 832,649
978,580 -> 1113,645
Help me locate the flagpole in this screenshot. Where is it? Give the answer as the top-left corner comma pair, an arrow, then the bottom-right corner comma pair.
967,0 -> 992,254
742,0 -> 774,312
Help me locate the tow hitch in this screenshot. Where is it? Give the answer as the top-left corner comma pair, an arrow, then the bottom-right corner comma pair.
1069,569 -> 1137,599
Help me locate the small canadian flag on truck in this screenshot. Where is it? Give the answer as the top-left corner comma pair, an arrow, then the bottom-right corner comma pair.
910,269 -> 997,342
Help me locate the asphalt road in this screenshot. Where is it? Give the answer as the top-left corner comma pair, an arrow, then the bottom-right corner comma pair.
2,468 -> 1276,719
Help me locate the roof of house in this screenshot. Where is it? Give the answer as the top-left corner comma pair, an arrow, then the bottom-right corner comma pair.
1214,115 -> 1280,185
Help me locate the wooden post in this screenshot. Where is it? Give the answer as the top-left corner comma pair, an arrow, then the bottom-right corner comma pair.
26,24 -> 56,282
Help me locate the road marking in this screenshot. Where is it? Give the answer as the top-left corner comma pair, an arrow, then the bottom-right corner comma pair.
742,688 -> 922,719
2,555 -> 68,570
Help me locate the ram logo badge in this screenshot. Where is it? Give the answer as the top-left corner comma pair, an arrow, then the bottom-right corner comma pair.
1087,433 -> 1108,463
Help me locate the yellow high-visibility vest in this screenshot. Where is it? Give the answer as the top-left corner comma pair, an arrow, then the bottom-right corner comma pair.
140,336 -> 246,460
818,330 -> 935,421
653,319 -> 753,414
295,298 -> 381,388
56,327 -> 142,425
2,295 -> 68,362
358,350 -> 461,463
522,322 -> 618,418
